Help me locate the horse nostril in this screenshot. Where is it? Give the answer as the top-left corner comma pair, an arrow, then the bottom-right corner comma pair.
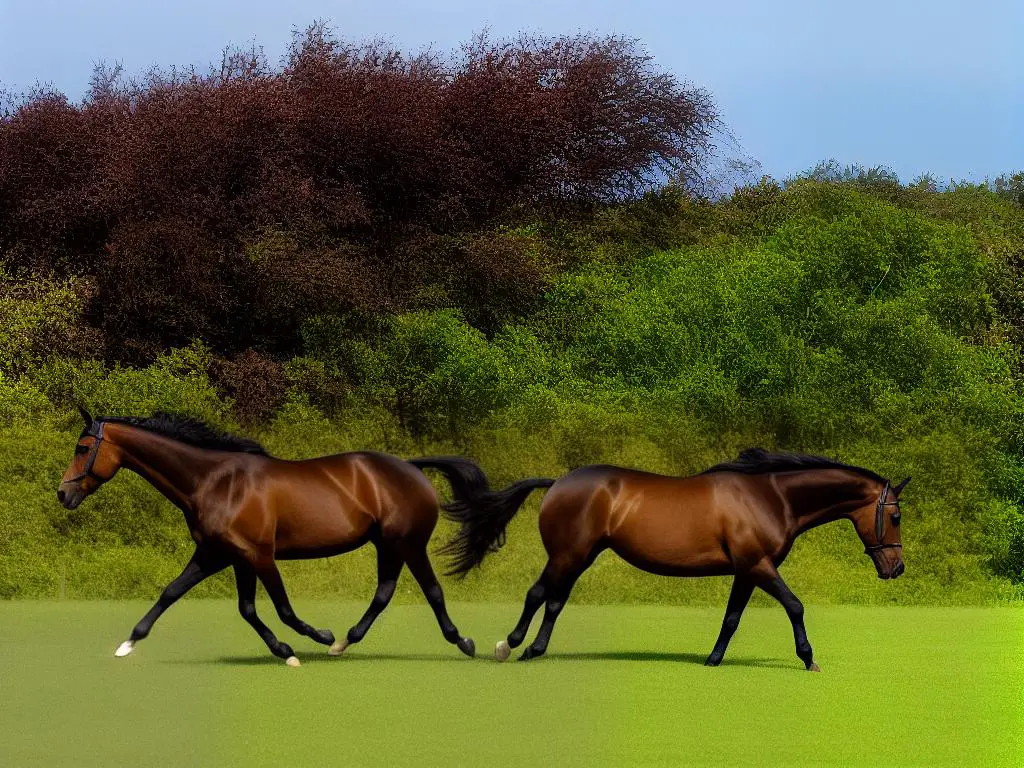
57,489 -> 66,503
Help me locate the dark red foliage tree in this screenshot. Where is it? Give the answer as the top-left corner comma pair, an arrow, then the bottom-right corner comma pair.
0,23 -> 720,361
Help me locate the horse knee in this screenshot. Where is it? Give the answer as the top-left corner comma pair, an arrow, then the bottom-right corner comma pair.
374,580 -> 398,606
276,605 -> 296,622
546,597 -> 567,616
159,584 -> 185,604
238,601 -> 257,622
788,599 -> 805,622
723,613 -> 741,633
423,583 -> 444,605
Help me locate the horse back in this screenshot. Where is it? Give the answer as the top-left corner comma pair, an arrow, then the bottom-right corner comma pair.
206,451 -> 438,558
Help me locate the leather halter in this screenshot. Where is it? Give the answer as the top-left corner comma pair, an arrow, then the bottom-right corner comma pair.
864,480 -> 902,555
66,420 -> 107,484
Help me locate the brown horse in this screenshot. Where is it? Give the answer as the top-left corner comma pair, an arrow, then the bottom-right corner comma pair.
439,449 -> 908,670
57,408 -> 487,665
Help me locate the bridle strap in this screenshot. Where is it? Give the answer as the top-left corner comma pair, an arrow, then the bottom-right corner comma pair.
66,421 -> 107,483
865,480 -> 902,555
865,543 -> 903,554
874,480 -> 889,541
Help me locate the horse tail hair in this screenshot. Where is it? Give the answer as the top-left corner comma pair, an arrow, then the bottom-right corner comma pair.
408,456 -> 555,578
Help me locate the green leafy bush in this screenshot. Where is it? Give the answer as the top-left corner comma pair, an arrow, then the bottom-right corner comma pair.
2,179 -> 1022,600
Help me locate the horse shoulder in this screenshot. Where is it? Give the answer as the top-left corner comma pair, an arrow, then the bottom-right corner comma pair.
195,458 -> 269,544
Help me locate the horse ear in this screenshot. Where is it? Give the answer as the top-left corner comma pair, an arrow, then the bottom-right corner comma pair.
893,477 -> 911,495
77,405 -> 93,428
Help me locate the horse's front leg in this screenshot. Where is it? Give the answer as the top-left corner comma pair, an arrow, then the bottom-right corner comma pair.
233,563 -> 301,665
116,546 -> 228,658
751,561 -> 820,671
704,574 -> 754,666
251,558 -> 335,648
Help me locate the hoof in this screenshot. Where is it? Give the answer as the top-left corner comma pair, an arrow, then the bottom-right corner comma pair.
114,640 -> 135,658
704,656 -> 722,667
519,647 -> 541,662
285,656 -> 301,667
328,639 -> 349,656
457,637 -> 476,658
495,640 -> 511,662
807,662 -> 821,672
314,629 -> 336,646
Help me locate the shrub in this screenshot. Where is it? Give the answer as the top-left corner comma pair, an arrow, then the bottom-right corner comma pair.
210,349 -> 287,426
339,309 -> 520,437
33,342 -> 231,425
2,175 -> 1023,602
0,268 -> 98,377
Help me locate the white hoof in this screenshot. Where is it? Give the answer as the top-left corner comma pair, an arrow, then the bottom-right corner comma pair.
285,656 -> 301,667
328,639 -> 349,656
114,640 -> 135,658
495,640 -> 511,662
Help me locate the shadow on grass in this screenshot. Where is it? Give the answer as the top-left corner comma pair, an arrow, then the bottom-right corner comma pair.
168,650 -> 796,669
545,650 -> 796,669
167,652 -> 466,666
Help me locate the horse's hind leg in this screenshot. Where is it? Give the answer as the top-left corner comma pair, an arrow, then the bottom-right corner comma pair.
495,574 -> 548,661
329,542 -> 404,656
234,563 -> 301,664
116,546 -> 228,658
519,557 -> 586,661
403,543 -> 476,657
704,575 -> 755,666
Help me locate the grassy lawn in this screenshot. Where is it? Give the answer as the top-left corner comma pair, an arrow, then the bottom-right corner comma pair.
0,601 -> 1020,767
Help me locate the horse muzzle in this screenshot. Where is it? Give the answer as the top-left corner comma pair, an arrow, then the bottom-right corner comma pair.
56,484 -> 86,510
875,558 -> 905,580
867,546 -> 904,580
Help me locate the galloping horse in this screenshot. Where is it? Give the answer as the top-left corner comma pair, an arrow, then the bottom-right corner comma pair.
57,408 -> 485,666
439,449 -> 908,670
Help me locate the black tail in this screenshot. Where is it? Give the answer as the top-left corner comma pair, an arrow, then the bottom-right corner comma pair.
408,456 -> 555,578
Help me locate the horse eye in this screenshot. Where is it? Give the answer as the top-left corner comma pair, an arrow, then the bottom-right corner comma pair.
891,512 -> 901,526
75,444 -> 89,455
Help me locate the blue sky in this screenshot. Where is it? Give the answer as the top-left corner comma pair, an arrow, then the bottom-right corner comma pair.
1,0 -> 1021,184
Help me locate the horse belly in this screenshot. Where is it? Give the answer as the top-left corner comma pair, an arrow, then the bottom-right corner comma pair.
272,493 -> 375,558
609,518 -> 733,577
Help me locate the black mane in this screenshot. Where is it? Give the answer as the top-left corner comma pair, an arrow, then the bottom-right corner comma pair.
701,448 -> 884,483
95,412 -> 269,456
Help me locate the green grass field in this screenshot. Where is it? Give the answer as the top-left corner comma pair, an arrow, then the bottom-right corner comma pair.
0,601 -> 1020,767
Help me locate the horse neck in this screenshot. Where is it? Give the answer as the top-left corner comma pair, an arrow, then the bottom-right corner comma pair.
106,423 -> 226,512
780,470 -> 877,535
